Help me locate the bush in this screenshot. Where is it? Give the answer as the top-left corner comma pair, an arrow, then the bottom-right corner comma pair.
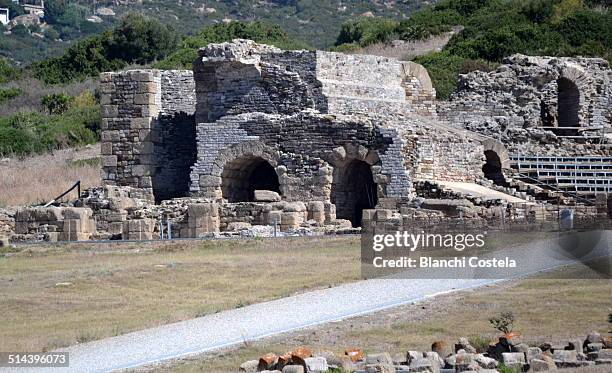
0,104 -> 99,156
44,26 -> 60,41
489,311 -> 516,334
11,24 -> 30,37
413,51 -> 466,99
0,58 -> 20,83
33,14 -> 178,83
105,13 -> 179,64
41,93 -> 73,115
335,17 -> 399,47
397,8 -> 463,41
0,88 -> 21,104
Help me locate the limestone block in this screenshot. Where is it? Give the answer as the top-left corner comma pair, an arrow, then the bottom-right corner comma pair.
101,105 -> 118,118
60,219 -> 92,241
265,210 -> 282,225
62,207 -> 93,221
15,207 -> 63,223
122,218 -> 155,240
281,211 -> 304,230
254,190 -> 282,202
307,201 -> 325,224
186,203 -> 220,236
101,142 -> 113,155
324,203 -> 336,222
102,155 -> 118,167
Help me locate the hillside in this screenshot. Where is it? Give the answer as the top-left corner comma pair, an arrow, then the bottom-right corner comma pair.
0,0 -> 610,159
333,0 -> 612,98
0,0 -> 431,65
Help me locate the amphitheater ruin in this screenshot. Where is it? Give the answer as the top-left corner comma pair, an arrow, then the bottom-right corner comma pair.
4,40 -> 612,242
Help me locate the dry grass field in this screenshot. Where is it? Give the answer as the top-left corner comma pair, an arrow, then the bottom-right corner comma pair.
153,265 -> 612,373
0,145 -> 101,207
0,236 -> 360,351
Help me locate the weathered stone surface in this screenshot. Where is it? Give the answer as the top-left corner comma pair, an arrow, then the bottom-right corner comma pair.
502,352 -> 526,368
367,353 -> 393,365
366,363 -> 396,373
239,360 -> 259,372
552,349 -> 577,362
303,357 -> 328,373
530,356 -> 557,372
254,190 -> 282,202
439,54 -> 611,155
282,365 -> 304,373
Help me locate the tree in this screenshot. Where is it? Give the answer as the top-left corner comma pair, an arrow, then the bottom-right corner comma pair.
44,0 -> 67,25
105,13 -> 179,64
41,93 -> 73,115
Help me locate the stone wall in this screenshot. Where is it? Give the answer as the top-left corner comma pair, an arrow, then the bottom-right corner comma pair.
192,39 -> 437,123
189,111 -> 483,203
438,54 -> 611,155
153,71 -> 197,201
100,70 -> 196,201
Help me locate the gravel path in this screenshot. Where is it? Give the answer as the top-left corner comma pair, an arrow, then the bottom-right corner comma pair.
3,232 -> 609,373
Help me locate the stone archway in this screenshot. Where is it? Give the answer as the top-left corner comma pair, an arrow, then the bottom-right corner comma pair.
221,156 -> 281,202
331,159 -> 378,227
329,144 -> 383,228
197,140 -> 282,200
556,77 -> 580,136
481,139 -> 509,186
482,150 -> 507,186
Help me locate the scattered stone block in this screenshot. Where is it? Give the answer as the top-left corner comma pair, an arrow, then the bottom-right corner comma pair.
345,348 -> 365,362
259,353 -> 279,371
282,365 -> 304,373
530,356 -> 557,372
366,353 -> 393,365
502,352 -> 526,368
239,360 -> 259,372
303,357 -> 327,373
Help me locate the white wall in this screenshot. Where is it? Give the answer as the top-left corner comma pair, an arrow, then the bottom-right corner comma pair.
0,9 -> 8,25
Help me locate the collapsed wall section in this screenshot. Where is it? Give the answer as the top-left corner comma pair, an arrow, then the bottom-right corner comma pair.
438,54 -> 611,155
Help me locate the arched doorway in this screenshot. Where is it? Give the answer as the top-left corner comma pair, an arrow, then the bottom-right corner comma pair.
556,77 -> 580,136
331,159 -> 378,227
482,150 -> 507,186
221,156 -> 280,202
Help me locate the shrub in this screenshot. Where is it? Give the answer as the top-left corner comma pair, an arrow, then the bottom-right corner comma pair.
33,14 -> 177,83
0,104 -> 99,156
413,51 -> 466,99
0,87 -> 21,104
41,93 -> 73,115
105,13 -> 179,65
335,17 -> 399,47
489,311 -> 516,334
0,58 -> 20,83
11,24 -> 30,37
44,27 -> 60,41
469,336 -> 492,353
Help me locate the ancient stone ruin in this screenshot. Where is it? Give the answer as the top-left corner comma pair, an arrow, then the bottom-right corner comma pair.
4,40 -> 611,242
237,331 -> 612,373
